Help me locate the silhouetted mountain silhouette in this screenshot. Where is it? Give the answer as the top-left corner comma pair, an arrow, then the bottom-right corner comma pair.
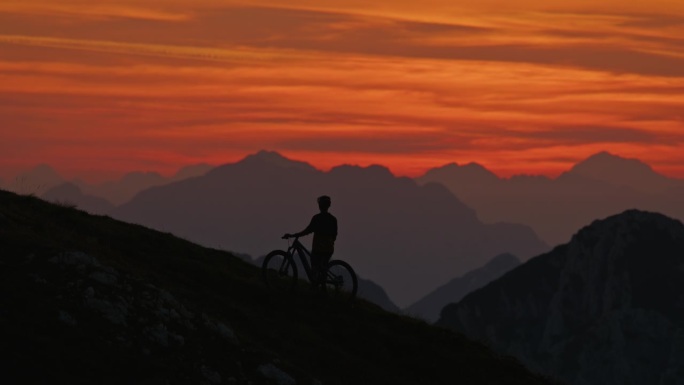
77,165 -> 213,205
569,151 -> 673,193
8,164 -> 64,194
112,150 -> 548,307
42,182 -> 115,214
172,163 -> 213,181
419,151 -> 684,246
438,210 -> 684,385
407,253 -> 520,322
81,171 -> 167,205
17,163 -> 215,209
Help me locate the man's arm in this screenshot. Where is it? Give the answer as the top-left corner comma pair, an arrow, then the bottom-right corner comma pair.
285,215 -> 316,238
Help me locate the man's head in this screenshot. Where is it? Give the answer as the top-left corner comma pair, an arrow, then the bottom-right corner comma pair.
317,195 -> 331,212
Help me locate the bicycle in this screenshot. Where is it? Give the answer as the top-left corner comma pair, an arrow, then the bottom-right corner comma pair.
262,235 -> 358,302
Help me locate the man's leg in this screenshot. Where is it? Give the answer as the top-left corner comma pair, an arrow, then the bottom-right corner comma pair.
311,251 -> 333,287
310,252 -> 322,287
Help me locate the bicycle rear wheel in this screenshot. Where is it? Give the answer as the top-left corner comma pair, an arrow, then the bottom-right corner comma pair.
323,260 -> 357,302
262,250 -> 298,293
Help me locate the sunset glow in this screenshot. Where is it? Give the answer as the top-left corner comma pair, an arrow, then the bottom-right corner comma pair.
2,0 -> 684,181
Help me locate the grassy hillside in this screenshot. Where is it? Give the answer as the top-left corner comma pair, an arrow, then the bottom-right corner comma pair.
0,190 -> 558,385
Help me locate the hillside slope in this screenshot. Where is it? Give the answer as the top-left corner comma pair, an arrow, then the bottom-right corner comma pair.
0,190 -> 558,385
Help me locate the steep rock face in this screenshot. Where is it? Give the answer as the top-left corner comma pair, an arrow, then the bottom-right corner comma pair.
438,210 -> 684,385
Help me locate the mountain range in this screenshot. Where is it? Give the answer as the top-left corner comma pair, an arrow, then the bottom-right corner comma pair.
437,210 -> 684,385
3,163 -> 213,208
78,165 -> 213,205
406,253 -> 520,322
418,151 -> 684,246
0,189 -> 558,385
111,150 -> 548,308
8,150 -> 684,312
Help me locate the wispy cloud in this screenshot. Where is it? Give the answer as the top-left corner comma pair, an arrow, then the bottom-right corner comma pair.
1,1 -> 684,179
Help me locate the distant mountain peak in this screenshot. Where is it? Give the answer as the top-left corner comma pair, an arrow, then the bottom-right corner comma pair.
173,163 -> 213,180
568,151 -> 669,192
406,251 -> 521,322
420,161 -> 499,184
32,163 -> 60,174
249,150 -> 289,161
574,209 -> 683,244
20,164 -> 62,179
120,171 -> 164,183
11,164 -> 64,193
46,182 -> 82,195
570,151 -> 657,176
239,150 -> 317,171
432,161 -> 495,174
329,164 -> 395,179
463,161 -> 492,171
484,253 -> 520,268
580,150 -> 636,162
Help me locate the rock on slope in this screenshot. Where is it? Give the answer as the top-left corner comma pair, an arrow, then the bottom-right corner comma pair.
438,210 -> 684,385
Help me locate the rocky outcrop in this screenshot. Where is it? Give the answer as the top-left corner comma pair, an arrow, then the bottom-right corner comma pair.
6,250 -> 309,385
438,210 -> 684,385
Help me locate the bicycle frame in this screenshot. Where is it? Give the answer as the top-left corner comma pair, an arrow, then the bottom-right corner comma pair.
286,237 -> 316,282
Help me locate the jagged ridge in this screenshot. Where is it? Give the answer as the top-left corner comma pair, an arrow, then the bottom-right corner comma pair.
438,209 -> 684,385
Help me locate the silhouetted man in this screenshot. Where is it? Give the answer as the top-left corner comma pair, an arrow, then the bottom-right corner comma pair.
284,195 -> 337,285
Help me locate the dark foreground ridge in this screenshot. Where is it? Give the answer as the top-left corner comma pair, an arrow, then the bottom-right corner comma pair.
0,190 -> 558,385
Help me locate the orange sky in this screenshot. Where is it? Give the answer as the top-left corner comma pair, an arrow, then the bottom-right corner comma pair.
1,0 -> 684,182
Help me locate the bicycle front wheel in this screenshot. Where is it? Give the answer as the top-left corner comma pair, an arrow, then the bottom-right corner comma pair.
323,260 -> 358,302
262,250 -> 298,293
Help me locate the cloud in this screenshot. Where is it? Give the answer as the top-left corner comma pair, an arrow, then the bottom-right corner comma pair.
3,4 -> 684,77
2,1 -> 684,179
521,126 -> 663,144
